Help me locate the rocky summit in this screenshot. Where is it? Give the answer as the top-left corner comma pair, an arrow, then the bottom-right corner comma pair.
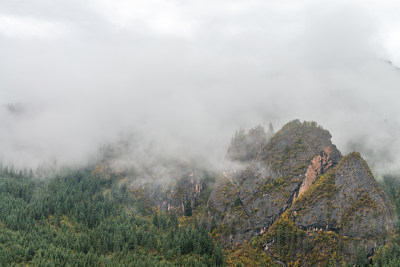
207,120 -> 395,263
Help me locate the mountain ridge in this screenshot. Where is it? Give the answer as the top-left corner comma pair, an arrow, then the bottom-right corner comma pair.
206,120 -> 395,265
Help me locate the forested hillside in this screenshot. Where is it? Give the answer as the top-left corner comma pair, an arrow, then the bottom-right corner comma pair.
2,165 -> 400,266
0,168 -> 223,266
3,122 -> 400,267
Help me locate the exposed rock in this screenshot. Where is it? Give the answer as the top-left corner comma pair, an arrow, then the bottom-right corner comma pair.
207,120 -> 394,262
296,146 -> 341,199
290,152 -> 395,255
208,120 -> 343,245
104,118 -> 395,263
129,168 -> 210,215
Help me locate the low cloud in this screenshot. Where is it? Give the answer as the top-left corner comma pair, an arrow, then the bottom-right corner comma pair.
1,1 -> 400,177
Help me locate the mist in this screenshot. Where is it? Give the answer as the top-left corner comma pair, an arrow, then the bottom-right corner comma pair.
1,0 -> 400,176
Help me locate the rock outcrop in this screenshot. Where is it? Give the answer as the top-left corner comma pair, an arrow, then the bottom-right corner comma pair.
207,120 -> 395,260
130,168 -> 209,215
290,152 -> 395,255
296,146 -> 341,199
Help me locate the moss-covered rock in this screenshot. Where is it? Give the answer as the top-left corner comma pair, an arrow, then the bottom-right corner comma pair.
289,152 -> 395,260
207,120 -> 395,265
208,120 -> 343,246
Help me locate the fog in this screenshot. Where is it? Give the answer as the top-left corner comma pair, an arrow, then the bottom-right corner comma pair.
1,0 -> 400,176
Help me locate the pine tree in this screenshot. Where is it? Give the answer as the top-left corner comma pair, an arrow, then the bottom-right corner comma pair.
169,211 -> 179,229
268,122 -> 274,134
354,245 -> 368,266
210,217 -> 217,232
152,213 -> 159,228
184,200 -> 192,217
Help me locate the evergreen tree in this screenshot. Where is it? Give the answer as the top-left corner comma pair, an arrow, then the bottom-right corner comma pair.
353,245 -> 368,267
268,122 -> 274,134
210,217 -> 217,232
184,200 -> 193,217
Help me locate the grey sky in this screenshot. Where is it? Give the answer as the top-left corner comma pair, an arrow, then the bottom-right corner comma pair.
1,0 -> 400,175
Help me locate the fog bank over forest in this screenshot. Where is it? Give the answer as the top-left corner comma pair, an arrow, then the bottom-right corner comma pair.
1,0 -> 400,176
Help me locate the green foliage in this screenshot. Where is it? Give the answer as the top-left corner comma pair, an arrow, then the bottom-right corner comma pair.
373,175 -> 400,266
233,196 -> 241,207
352,245 -> 369,267
260,176 -> 287,192
0,169 -> 224,266
373,243 -> 400,267
381,175 -> 400,224
292,169 -> 337,211
210,217 -> 217,233
185,200 -> 193,217
261,212 -> 345,266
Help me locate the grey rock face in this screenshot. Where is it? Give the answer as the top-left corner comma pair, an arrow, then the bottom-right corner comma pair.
290,153 -> 395,254
130,168 -> 208,215
207,120 -> 345,245
207,120 -> 394,259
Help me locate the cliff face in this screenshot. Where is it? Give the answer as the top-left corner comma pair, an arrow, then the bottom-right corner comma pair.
296,146 -> 340,198
130,168 -> 209,215
207,120 -> 395,260
92,160 -> 211,215
290,152 -> 395,256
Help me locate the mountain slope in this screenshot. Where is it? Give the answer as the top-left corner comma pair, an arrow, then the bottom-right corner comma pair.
207,120 -> 395,264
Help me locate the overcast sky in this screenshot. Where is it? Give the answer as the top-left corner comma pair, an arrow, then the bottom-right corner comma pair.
1,0 -> 400,175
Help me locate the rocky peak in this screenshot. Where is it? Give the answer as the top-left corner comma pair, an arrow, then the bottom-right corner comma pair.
287,152 -> 395,260
260,120 -> 340,176
207,120 -> 394,262
208,120 -> 343,245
